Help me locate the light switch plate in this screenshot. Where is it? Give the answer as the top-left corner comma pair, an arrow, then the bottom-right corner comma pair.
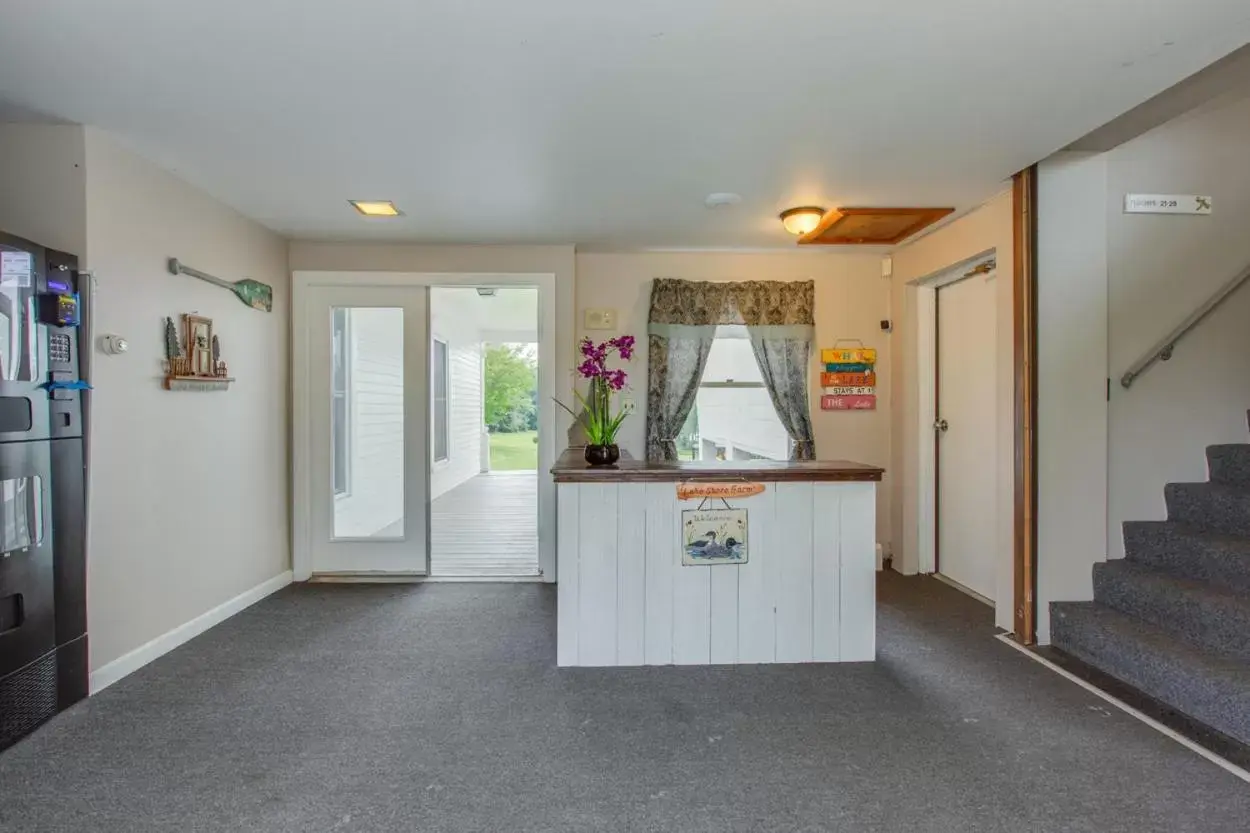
584,308 -> 617,330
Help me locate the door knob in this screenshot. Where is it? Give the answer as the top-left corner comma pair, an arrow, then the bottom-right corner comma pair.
934,419 -> 949,433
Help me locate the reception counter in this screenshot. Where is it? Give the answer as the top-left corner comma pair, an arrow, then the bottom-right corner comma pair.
552,449 -> 883,667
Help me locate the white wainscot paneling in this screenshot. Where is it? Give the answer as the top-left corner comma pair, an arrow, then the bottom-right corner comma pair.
556,481 -> 877,666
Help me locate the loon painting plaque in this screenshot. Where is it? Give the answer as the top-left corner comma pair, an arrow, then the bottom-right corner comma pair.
682,508 -> 748,566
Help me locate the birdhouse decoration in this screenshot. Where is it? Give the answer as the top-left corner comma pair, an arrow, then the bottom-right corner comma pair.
163,314 -> 234,391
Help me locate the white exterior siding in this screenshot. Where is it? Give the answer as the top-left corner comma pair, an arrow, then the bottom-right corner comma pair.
430,290 -> 488,499
697,387 -> 789,460
696,335 -> 789,460
431,331 -> 485,499
332,304 -> 487,530
334,307 -> 405,538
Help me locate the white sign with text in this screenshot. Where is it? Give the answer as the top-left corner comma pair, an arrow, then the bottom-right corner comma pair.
1124,194 -> 1212,215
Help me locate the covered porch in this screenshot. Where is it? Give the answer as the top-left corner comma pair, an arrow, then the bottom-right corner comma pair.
430,470 -> 539,577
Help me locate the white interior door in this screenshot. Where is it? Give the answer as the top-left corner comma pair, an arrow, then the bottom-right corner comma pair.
305,285 -> 429,575
936,273 -> 997,600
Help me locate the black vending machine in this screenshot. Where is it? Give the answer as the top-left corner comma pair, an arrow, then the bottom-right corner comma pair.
0,229 -> 88,752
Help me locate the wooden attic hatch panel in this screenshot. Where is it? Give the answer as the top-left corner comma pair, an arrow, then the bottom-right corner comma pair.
798,207 -> 954,245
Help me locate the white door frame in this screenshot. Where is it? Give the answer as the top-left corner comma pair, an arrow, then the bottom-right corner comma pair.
293,270 -> 559,583
907,252 -> 998,577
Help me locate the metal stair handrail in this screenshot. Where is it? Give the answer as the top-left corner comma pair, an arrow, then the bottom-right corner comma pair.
1121,260 -> 1250,389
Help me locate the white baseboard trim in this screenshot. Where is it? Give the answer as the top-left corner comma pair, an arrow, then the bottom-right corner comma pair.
309,573 -> 546,584
933,572 -> 995,608
89,570 -> 293,695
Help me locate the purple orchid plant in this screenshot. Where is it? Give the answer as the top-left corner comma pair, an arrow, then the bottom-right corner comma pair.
557,335 -> 636,446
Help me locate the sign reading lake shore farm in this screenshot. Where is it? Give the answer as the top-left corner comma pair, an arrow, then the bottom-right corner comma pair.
820,344 -> 877,411
676,481 -> 766,501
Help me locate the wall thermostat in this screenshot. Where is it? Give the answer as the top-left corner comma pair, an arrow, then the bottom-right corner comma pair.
584,308 -> 617,330
98,334 -> 129,355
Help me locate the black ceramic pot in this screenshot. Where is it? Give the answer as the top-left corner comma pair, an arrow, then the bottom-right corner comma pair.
584,444 -> 620,467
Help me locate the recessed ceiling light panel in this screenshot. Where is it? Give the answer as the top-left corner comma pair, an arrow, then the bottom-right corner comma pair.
349,200 -> 403,217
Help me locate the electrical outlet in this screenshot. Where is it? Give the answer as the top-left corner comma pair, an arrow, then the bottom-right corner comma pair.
583,308 -> 617,330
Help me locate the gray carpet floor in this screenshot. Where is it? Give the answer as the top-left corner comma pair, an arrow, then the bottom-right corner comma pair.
1,573 -> 1248,832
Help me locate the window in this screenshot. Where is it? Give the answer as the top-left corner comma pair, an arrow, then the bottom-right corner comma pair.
678,326 -> 790,462
331,308 -> 350,496
432,337 -> 449,463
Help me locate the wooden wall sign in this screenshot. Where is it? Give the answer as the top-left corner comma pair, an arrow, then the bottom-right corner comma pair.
821,347 -> 877,364
676,481 -> 766,501
822,394 -> 876,411
682,508 -> 748,565
820,341 -> 877,411
821,371 -> 876,388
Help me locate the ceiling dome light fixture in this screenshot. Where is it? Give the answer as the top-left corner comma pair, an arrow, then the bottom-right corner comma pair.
780,206 -> 826,236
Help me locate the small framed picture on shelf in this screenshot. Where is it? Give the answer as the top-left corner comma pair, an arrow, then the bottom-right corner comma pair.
185,314 -> 214,376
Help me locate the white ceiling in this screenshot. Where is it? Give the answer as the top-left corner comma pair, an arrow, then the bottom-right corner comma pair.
1,1 -> 1249,250
433,287 -> 538,335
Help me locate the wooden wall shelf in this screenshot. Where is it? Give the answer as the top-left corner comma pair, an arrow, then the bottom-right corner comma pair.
164,375 -> 235,392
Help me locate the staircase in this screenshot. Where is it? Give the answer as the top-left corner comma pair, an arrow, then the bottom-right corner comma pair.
1051,414 -> 1250,746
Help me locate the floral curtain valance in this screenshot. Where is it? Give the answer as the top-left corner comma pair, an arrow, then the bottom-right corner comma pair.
647,278 -> 815,336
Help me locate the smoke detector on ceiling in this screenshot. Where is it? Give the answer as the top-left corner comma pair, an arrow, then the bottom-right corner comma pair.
704,192 -> 742,209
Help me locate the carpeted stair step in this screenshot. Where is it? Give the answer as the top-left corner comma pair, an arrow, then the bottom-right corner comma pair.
1164,482 -> 1250,537
1207,444 -> 1250,487
1050,601 -> 1250,745
1092,560 -> 1250,662
1124,521 -> 1250,593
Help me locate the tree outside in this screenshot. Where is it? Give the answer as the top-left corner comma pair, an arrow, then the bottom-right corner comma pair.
485,343 -> 538,470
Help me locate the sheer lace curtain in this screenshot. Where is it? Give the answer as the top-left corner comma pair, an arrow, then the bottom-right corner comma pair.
645,278 -> 816,461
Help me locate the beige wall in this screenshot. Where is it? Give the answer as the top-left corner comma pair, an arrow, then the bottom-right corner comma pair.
890,192 -> 1015,631
574,251 -> 892,544
0,124 -> 87,256
1105,95 -> 1250,557
84,128 -> 290,670
1035,152 -> 1109,643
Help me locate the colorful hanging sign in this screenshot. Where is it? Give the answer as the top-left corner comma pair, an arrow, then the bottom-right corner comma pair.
821,347 -> 877,364
820,340 -> 877,411
822,394 -> 876,411
676,481 -> 766,501
821,370 -> 876,388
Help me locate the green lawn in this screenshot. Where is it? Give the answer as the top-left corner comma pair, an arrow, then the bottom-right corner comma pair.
489,430 -> 538,471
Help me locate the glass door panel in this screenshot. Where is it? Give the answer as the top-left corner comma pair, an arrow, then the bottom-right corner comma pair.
305,286 -> 428,575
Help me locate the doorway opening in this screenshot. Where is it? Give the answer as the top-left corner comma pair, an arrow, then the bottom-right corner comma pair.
429,287 -> 540,578
292,271 -> 559,584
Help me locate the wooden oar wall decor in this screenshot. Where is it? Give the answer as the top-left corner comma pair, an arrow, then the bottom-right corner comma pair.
167,258 -> 273,312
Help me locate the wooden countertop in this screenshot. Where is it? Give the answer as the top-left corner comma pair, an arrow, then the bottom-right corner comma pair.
551,447 -> 883,483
